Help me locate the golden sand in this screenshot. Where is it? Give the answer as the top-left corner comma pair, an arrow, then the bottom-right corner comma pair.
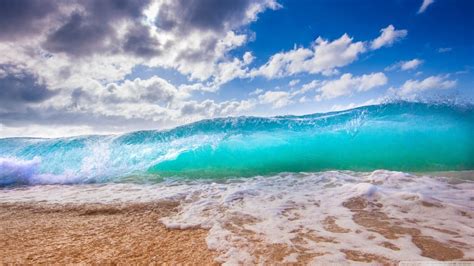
0,202 -> 217,264
1,198 -> 471,264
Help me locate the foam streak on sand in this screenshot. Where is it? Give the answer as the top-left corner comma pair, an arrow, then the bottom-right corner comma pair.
1,170 -> 473,264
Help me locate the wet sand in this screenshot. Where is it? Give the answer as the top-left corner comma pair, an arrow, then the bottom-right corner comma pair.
0,202 -> 217,264
1,196 -> 472,264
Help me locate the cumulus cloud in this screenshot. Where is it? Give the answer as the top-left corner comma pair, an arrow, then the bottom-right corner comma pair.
252,34 -> 366,78
400,59 -> 423,70
418,0 -> 434,14
44,0 -> 153,57
370,25 -> 407,50
258,91 -> 293,108
0,0 -> 58,41
0,64 -> 56,111
0,74 -> 258,137
0,1 -> 417,138
386,59 -> 423,71
0,0 -> 280,137
251,25 -> 407,79
295,80 -> 321,95
316,72 -> 387,100
156,0 -> 280,34
398,75 -> 457,96
180,99 -> 255,118
0,0 -> 279,89
254,72 -> 387,107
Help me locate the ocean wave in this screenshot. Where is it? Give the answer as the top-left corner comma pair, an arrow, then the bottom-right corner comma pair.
0,101 -> 473,185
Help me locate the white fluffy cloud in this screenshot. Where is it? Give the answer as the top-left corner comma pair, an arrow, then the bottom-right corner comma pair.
386,59 -> 423,71
370,25 -> 407,50
316,72 -> 387,100
288,79 -> 300,87
258,91 -> 293,108
400,59 -> 423,70
398,75 -> 457,96
249,88 -> 264,96
418,0 -> 435,14
70,76 -> 257,123
251,25 -> 407,79
251,34 -> 366,79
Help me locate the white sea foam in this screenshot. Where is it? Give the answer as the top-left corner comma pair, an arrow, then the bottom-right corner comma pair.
0,170 -> 473,264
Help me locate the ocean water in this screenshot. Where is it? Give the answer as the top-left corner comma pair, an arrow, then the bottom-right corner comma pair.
0,101 -> 473,185
1,101 -> 473,263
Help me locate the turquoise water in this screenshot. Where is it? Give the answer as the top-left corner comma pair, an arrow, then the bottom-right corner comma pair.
1,101 -> 473,185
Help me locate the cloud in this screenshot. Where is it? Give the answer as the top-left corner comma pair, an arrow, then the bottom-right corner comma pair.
0,0 -> 58,41
258,91 -> 293,108
0,73 -> 259,137
418,0 -> 435,14
0,0 -> 285,137
386,59 -> 423,71
400,59 -> 423,70
0,65 -> 56,111
398,75 -> 457,95
316,72 -> 387,100
288,79 -> 300,87
180,99 -> 255,117
295,80 -> 320,95
99,77 -> 189,106
249,88 -> 264,96
156,0 -> 280,34
438,47 -> 452,53
0,0 -> 279,90
148,0 -> 280,82
251,34 -> 366,78
251,25 -> 407,79
43,0 -> 153,57
370,25 -> 407,50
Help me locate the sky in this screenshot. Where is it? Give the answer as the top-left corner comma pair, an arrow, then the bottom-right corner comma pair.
0,0 -> 473,138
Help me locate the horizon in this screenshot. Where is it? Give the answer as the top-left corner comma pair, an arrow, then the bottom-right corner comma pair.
1,0 -> 473,138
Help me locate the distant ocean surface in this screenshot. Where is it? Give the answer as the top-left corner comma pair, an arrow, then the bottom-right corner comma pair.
1,101 -> 473,263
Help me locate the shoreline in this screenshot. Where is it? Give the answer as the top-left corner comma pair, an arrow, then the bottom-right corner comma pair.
1,170 -> 473,264
1,198 -> 472,264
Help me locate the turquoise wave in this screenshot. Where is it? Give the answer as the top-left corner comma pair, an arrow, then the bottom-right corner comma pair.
1,101 -> 473,185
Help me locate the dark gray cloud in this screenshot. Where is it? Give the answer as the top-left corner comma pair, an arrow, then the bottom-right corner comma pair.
0,0 -> 58,41
44,0 -> 152,57
1,0 -> 273,60
0,65 -> 56,110
156,0 -> 254,33
122,25 -> 161,57
44,12 -> 115,56
156,0 -> 275,64
0,0 -> 158,57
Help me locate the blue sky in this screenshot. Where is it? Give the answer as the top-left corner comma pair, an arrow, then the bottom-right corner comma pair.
0,0 -> 472,137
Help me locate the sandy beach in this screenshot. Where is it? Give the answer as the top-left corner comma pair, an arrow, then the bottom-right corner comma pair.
1,193 -> 472,264
0,202 -> 217,264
